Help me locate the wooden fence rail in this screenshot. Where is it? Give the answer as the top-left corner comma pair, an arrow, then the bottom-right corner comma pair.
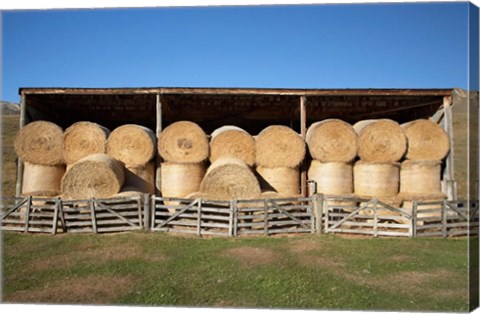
1,194 -> 478,237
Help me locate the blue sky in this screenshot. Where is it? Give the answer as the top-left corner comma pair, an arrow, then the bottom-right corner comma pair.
0,2 -> 475,103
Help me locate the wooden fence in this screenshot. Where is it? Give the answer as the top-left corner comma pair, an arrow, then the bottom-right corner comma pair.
150,196 -> 315,236
321,195 -> 479,237
1,194 -> 478,238
1,195 -> 144,234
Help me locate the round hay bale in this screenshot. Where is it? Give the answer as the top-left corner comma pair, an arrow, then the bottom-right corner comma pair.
63,121 -> 110,165
113,186 -> 145,198
210,126 -> 255,166
158,121 -> 209,163
306,119 -> 358,162
125,162 -> 155,194
14,121 -> 64,165
160,162 -> 206,200
22,162 -> 66,197
256,166 -> 299,196
199,157 -> 261,200
106,124 -> 156,166
255,125 -> 306,168
61,154 -> 125,199
323,193 -> 358,212
308,160 -> 353,195
402,119 -> 450,161
354,119 -> 407,162
353,161 -> 399,197
399,160 -> 442,196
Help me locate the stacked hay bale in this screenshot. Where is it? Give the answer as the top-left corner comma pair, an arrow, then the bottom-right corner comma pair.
353,119 -> 407,214
158,121 -> 208,204
400,119 -> 450,220
306,119 -> 357,210
14,121 -> 66,197
255,125 -> 306,197
106,124 -> 157,196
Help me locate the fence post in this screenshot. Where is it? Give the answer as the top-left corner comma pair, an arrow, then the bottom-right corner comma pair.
143,194 -> 150,231
197,199 -> 202,236
52,197 -> 60,235
410,201 -> 417,238
24,196 -> 32,233
90,198 -> 97,233
150,196 -> 156,230
315,194 -> 323,234
324,196 -> 329,233
264,199 -> 269,236
229,199 -> 235,237
442,199 -> 447,237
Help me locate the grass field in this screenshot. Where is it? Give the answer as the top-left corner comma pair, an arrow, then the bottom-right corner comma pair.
1,232 -> 472,311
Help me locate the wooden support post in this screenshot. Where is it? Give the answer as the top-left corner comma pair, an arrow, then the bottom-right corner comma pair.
58,198 -> 67,233
24,196 -> 32,233
264,199 -> 269,236
155,94 -> 163,197
442,199 -> 448,237
232,200 -> 238,237
143,194 -> 150,231
229,200 -> 235,237
300,96 -> 307,197
16,93 -> 27,197
373,199 -> 378,237
324,196 -> 330,233
443,96 -> 456,200
52,198 -> 60,235
150,197 -> 156,229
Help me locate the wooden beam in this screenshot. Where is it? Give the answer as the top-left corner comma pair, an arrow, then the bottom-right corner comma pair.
16,94 -> 26,197
300,96 -> 307,197
442,96 -> 456,200
155,94 -> 163,197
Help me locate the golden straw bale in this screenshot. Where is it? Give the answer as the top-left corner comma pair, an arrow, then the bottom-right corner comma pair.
210,126 -> 256,166
306,119 -> 358,162
308,160 -> 353,195
256,166 -> 299,196
113,186 -> 145,198
160,162 -> 206,199
63,121 -> 110,165
200,157 -> 261,200
14,120 -> 64,165
125,162 -> 155,194
399,160 -> 442,196
61,154 -> 125,199
353,161 -> 399,197
354,119 -> 407,163
255,125 -> 306,168
402,119 -> 450,161
106,124 -> 156,166
22,162 -> 65,197
158,121 -> 209,163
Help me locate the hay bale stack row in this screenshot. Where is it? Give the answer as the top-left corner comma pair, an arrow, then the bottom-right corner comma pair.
255,125 -> 306,198
14,121 -> 66,197
158,121 -> 208,202
14,120 -> 157,199
306,119 -> 357,208
352,119 -> 406,209
400,119 -> 450,216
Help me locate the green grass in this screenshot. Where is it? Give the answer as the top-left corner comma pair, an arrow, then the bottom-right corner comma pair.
1,232 -> 471,311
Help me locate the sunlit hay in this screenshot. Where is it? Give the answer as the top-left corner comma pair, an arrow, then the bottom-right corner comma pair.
354,119 -> 407,163
256,166 -> 300,197
158,121 -> 209,163
14,120 -> 64,165
63,121 -> 110,165
399,160 -> 442,196
21,162 -> 66,197
61,154 -> 125,199
402,119 -> 450,161
210,126 -> 256,166
106,124 -> 156,166
199,157 -> 261,200
306,119 -> 358,162
353,160 -> 399,198
255,125 -> 306,168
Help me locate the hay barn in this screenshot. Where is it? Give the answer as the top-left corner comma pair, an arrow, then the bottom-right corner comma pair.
15,87 -> 457,200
